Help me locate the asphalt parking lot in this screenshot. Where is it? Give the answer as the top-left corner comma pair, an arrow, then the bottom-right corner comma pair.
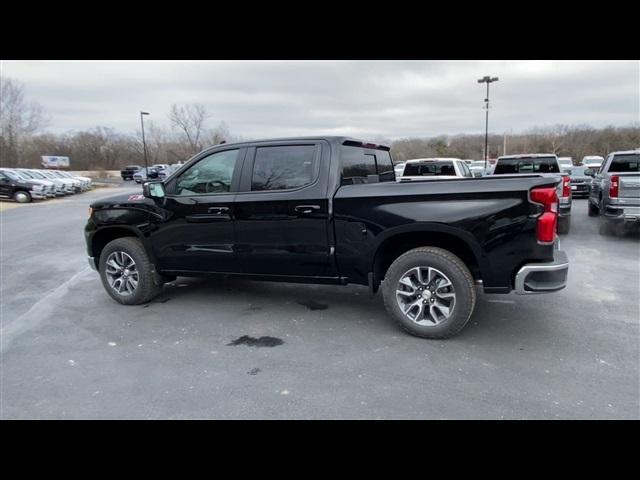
1,187 -> 638,419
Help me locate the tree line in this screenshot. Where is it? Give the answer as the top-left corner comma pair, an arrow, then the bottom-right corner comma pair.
390,124 -> 640,164
1,77 -> 236,170
2,76 -> 638,170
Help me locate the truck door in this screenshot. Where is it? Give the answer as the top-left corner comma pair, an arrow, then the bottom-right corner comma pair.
150,147 -> 245,273
233,141 -> 337,278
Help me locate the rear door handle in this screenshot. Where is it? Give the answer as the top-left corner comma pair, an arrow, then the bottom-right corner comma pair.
294,205 -> 321,214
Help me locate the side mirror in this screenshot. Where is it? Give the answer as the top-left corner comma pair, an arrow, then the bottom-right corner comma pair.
143,181 -> 165,199
584,169 -> 594,177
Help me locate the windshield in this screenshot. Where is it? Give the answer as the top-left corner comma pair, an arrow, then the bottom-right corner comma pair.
1,170 -> 22,181
563,167 -> 591,176
609,154 -> 640,173
583,157 -> 603,165
17,170 -> 36,179
494,156 -> 560,174
27,170 -> 46,179
403,162 -> 456,176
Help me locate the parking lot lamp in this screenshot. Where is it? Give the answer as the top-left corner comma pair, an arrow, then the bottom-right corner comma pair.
140,111 -> 150,172
477,76 -> 499,170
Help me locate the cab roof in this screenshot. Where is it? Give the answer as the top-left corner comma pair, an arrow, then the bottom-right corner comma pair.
498,153 -> 557,160
210,136 -> 391,151
405,158 -> 462,163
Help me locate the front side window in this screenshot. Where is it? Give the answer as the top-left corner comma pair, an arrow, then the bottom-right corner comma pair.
175,149 -> 239,195
251,145 -> 316,191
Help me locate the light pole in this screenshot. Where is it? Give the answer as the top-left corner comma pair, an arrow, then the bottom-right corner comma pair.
140,111 -> 150,172
477,76 -> 498,170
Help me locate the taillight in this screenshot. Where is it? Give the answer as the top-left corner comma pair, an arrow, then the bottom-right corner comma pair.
609,175 -> 619,198
530,187 -> 558,244
562,176 -> 571,198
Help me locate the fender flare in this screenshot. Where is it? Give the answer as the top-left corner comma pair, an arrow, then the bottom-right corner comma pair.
369,222 -> 489,279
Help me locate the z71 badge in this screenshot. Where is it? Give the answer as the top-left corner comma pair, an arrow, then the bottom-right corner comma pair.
127,194 -> 145,201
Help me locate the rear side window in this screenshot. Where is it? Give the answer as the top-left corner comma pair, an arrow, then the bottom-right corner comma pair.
494,157 -> 560,174
404,162 -> 456,176
341,146 -> 395,185
608,154 -> 639,173
251,145 -> 316,191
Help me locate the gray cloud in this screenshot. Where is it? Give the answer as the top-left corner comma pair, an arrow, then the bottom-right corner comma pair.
2,60 -> 638,140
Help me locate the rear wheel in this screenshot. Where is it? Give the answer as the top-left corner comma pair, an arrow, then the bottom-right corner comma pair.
99,237 -> 163,305
382,247 -> 476,339
13,190 -> 31,203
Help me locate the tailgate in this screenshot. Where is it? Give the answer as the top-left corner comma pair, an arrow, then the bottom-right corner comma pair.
618,173 -> 640,199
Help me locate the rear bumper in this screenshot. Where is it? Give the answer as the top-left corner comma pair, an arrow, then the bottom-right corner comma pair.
604,204 -> 640,222
515,249 -> 569,295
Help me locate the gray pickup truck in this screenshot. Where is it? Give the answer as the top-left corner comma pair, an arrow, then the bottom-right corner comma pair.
587,150 -> 640,224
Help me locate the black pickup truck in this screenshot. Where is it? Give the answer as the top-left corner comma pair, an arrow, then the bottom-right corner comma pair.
86,137 -> 569,338
120,165 -> 142,181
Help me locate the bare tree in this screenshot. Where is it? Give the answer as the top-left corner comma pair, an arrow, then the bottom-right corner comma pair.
0,77 -> 49,166
168,103 -> 210,156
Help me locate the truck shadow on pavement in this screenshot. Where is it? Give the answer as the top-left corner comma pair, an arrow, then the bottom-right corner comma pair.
141,276 -> 560,344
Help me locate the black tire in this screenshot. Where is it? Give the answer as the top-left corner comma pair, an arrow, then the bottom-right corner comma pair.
557,216 -> 571,234
13,190 -> 32,203
382,247 -> 476,339
588,200 -> 599,217
98,237 -> 163,305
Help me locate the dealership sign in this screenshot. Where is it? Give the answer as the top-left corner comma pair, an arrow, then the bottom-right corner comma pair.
41,156 -> 70,169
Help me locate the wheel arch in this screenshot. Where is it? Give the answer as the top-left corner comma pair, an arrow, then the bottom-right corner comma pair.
90,226 -> 151,271
370,224 -> 486,292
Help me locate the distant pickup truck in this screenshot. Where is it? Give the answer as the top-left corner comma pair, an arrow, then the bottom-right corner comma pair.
493,154 -> 572,234
120,165 -> 141,181
587,150 -> 640,224
398,158 -> 473,181
86,137 -> 569,339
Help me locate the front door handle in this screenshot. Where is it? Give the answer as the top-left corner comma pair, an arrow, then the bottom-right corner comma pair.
294,205 -> 320,214
208,206 -> 230,214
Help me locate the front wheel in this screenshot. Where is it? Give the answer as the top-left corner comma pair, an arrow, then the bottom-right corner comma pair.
588,200 -> 599,217
382,247 -> 476,339
13,190 -> 32,203
99,237 -> 163,305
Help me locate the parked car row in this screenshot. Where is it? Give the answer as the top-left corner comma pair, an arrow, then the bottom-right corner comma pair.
121,163 -> 184,183
0,168 -> 92,203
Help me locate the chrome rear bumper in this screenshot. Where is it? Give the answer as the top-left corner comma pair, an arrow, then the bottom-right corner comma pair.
515,249 -> 569,295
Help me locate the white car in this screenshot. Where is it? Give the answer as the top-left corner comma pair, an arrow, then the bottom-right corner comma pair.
393,162 -> 406,179
581,155 -> 604,170
24,169 -> 68,196
398,158 -> 473,181
56,170 -> 92,191
469,160 -> 493,177
39,169 -> 78,194
558,157 -> 573,169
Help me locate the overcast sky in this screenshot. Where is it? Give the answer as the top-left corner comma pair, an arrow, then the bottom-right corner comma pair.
2,60 -> 638,140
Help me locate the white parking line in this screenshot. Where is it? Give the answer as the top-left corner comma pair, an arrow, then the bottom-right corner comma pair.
0,267 -> 92,353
